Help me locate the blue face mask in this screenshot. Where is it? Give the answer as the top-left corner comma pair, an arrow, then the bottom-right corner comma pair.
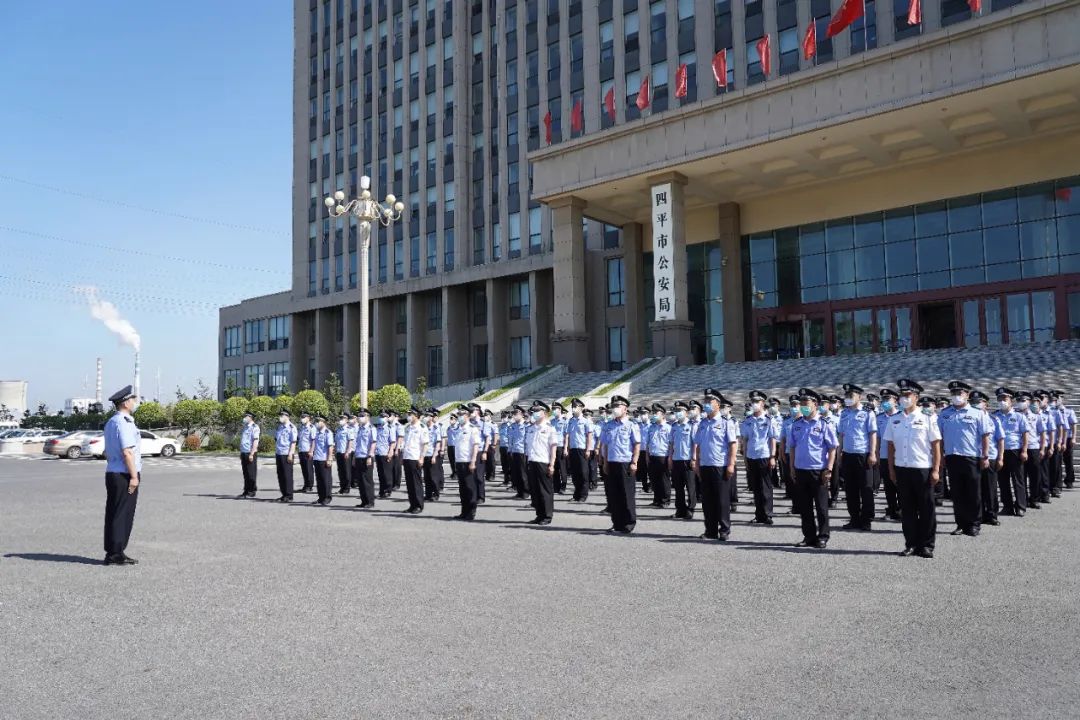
675,410 -> 686,421
374,418 -> 384,426
531,412 -> 542,423
921,407 -> 934,416
881,401 -> 894,412
651,414 -> 660,423
799,406 -> 812,417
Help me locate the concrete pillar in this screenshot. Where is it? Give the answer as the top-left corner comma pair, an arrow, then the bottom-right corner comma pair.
443,284 -> 469,385
622,222 -> 645,363
372,297 -> 394,388
342,303 -> 359,397
530,270 -> 553,367
718,202 -> 746,363
405,292 -> 424,391
646,172 -> 694,366
487,277 -> 508,376
549,195 -> 590,371
289,312 -> 308,391
314,307 -> 335,390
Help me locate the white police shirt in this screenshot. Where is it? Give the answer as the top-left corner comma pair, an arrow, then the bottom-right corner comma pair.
402,422 -> 428,461
524,420 -> 559,463
882,410 -> 942,469
454,422 -> 483,464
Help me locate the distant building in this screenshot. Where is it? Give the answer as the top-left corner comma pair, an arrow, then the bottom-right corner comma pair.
65,398 -> 97,416
0,380 -> 28,420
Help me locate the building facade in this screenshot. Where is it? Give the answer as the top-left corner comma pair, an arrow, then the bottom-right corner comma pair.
220,0 -> 1080,398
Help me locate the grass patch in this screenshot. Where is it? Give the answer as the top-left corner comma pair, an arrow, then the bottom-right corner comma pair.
477,366 -> 553,401
590,359 -> 662,397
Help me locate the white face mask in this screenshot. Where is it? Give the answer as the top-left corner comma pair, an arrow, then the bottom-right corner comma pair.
720,407 -> 731,417
951,395 -> 965,406
244,417 -> 253,425
752,402 -> 763,413
531,412 -> 542,422
675,410 -> 685,421
612,406 -> 625,419
899,397 -> 913,410
1017,401 -> 1030,411
998,400 -> 1010,411
768,406 -> 779,416
572,408 -> 582,417
338,420 -> 346,427
279,416 -> 288,424
843,398 -> 856,407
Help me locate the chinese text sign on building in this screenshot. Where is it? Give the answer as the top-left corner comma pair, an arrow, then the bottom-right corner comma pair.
652,182 -> 675,321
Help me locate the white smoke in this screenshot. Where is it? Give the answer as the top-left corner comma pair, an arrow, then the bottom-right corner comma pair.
74,285 -> 141,352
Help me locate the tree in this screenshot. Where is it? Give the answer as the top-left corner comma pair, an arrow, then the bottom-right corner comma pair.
172,399 -> 204,436
323,372 -> 346,417
133,401 -> 168,429
248,395 -> 277,422
220,396 -> 250,427
0,403 -> 11,422
369,384 -> 411,416
175,386 -> 190,402
195,399 -> 221,434
291,389 -> 329,419
223,376 -> 239,400
36,403 -> 48,416
275,394 -> 293,416
413,376 -> 429,409
194,378 -> 213,400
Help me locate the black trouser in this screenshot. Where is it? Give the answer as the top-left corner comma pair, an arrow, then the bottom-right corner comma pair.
793,469 -> 830,543
275,454 -> 294,499
1039,450 -> 1051,501
745,457 -> 773,522
880,459 -> 900,517
447,445 -> 456,469
552,447 -> 568,493
699,465 -> 732,539
456,462 -> 477,519
527,460 -> 554,521
423,456 -> 442,498
945,455 -> 981,533
895,466 -> 936,551
568,447 -> 590,500
314,458 -> 333,501
375,455 -> 392,495
647,455 -> 671,505
353,455 -> 375,505
104,472 -> 139,556
1000,449 -> 1027,513
870,458 -> 881,493
841,452 -> 874,527
1023,449 -> 1042,504
1064,439 -> 1075,487
778,454 -> 792,494
240,452 -> 258,494
605,460 -> 637,532
500,447 -> 511,484
404,458 -> 424,511
637,453 -> 651,492
336,454 -> 352,493
298,451 -> 314,490
730,464 -> 739,505
671,459 -> 697,518
476,449 -> 488,502
392,452 -> 403,489
1049,448 -> 1063,493
828,456 -> 841,504
588,451 -> 599,489
982,462 -> 999,522
510,452 -> 527,496
485,446 -> 497,484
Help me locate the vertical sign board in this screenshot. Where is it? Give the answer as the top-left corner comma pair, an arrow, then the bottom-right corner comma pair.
651,183 -> 675,321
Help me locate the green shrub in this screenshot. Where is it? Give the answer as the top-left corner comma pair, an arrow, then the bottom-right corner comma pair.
205,433 -> 226,452
220,396 -> 250,427
291,389 -> 330,419
257,433 -> 275,454
228,436 -> 242,452
248,396 -> 276,422
369,384 -> 412,415
183,435 -> 202,452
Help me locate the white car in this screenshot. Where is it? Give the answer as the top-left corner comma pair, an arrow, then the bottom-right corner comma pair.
22,429 -> 64,443
82,431 -> 181,459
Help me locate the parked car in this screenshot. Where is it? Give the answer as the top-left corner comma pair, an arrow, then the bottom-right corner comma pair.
0,429 -> 26,439
23,430 -> 64,443
44,431 -> 102,459
82,430 -> 181,459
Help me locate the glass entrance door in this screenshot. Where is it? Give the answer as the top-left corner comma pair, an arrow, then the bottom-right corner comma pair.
775,322 -> 804,359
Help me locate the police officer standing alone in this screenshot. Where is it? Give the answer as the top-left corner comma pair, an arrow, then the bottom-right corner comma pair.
787,389 -> 837,549
837,384 -> 878,531
739,390 -> 778,525
237,411 -> 260,499
883,379 -> 941,558
296,412 -> 317,493
102,385 -> 142,565
311,415 -> 334,505
938,381 -> 992,537
694,389 -> 739,542
274,410 -> 298,503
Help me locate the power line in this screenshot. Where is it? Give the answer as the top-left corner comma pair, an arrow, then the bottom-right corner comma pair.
0,173 -> 290,237
0,274 -> 230,312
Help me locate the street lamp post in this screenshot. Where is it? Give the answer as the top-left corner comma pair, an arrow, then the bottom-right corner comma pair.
325,175 -> 404,409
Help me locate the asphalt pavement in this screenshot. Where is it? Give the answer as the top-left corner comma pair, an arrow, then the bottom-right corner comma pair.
1,455 -> 1079,719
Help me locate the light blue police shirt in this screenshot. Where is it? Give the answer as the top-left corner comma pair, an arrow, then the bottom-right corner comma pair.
669,421 -> 694,461
297,423 -> 317,453
647,421 -> 672,456
938,405 -> 992,457
566,416 -> 592,450
994,409 -> 1028,451
509,421 -> 527,454
838,407 -> 877,454
240,422 -> 260,454
694,416 -> 739,467
334,424 -> 351,454
789,416 -> 838,470
739,414 -> 778,460
986,413 -> 1005,461
876,411 -> 899,459
313,427 -> 332,461
603,418 -> 641,463
104,412 -> 142,474
354,424 -> 373,458
274,422 -> 298,455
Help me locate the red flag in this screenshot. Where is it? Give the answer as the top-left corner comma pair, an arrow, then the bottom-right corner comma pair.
802,23 -> 816,61
674,63 -> 688,99
604,86 -> 616,121
827,0 -> 865,38
1056,187 -> 1073,202
756,34 -> 771,77
635,74 -> 651,111
543,110 -> 552,145
907,0 -> 921,24
968,0 -> 982,12
711,49 -> 727,88
570,100 -> 583,133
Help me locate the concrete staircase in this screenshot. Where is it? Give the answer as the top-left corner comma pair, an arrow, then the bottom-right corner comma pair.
527,370 -> 621,407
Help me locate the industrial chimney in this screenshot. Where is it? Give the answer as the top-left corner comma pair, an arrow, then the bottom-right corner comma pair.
134,351 -> 141,401
95,358 -> 103,405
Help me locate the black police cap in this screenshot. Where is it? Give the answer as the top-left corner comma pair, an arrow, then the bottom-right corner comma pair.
797,388 -> 821,402
747,390 -> 767,402
842,383 -> 864,395
108,385 -> 136,404
896,379 -> 923,394
947,381 -> 972,393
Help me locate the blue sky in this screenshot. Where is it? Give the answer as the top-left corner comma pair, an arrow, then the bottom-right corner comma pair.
0,2 -> 294,411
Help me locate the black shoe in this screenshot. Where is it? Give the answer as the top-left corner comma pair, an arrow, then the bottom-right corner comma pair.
794,539 -> 813,547
537,518 -> 552,526
319,498 -> 332,506
406,507 -> 422,514
338,490 -> 350,495
671,512 -> 686,519
478,498 -> 486,504
718,534 -> 729,542
934,499 -> 944,507
861,524 -> 872,531
432,495 -> 440,501
528,517 -> 543,525
899,547 -> 916,557
513,494 -> 527,500
103,554 -> 124,565
813,539 -> 828,549
963,528 -> 979,537
699,533 -> 719,541
1030,502 -> 1041,509
357,502 -> 374,509
235,493 -> 249,500
1052,491 -> 1062,498
601,507 -> 611,515
842,522 -> 859,530
951,528 -> 965,535
120,554 -> 138,565
984,517 -> 1000,526
277,496 -> 290,503
1015,510 -> 1025,517
916,547 -> 934,559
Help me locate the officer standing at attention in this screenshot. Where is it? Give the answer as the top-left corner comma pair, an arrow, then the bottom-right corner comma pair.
498,410 -> 512,487
883,379 -> 941,558
401,407 -> 429,514
766,397 -> 784,489
1016,392 -> 1046,509
970,391 -> 1004,526
566,398 -> 593,502
780,395 -> 799,505
296,412 -> 317,493
635,406 -> 652,494
334,413 -> 353,495
102,385 -> 142,566
787,389 -> 837,549
237,411 -> 260,499
876,389 -> 902,521
311,414 -> 334,505
693,389 -> 740,542
453,408 -> 483,521
864,393 -> 882,494
646,403 -> 673,508
346,414 -> 360,492
938,381 -> 992,537
353,409 -> 376,508
468,404 -> 490,504
740,390 -> 778,526
820,395 -> 841,507
550,402 -> 569,494
1034,390 -> 1057,505
837,383 -> 878,531
523,401 -> 559,525
392,411 -> 406,491
599,395 -> 641,534
483,409 -> 500,494
373,413 -> 394,498
584,408 -> 600,490
273,409 -> 298,503
423,409 -> 444,501
667,401 -> 696,520
993,388 -> 1029,517
445,407 -> 460,485
507,405 -> 528,499
1060,391 -> 1077,489
1049,391 -> 1067,497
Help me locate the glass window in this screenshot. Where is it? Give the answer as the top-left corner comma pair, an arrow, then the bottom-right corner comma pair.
834,311 -> 854,355
854,309 -> 874,354
1032,291 -> 1055,342
982,188 -> 1018,227
855,244 -> 885,279
917,236 -> 948,273
607,257 -> 625,306
1007,293 -> 1031,344
608,326 -> 627,370
854,213 -> 884,247
915,201 -> 948,237
509,279 -> 530,320
984,298 -> 1002,345
509,336 -> 532,372
949,231 -> 983,268
963,299 -> 980,348
886,240 -> 917,276
1068,292 -> 1080,339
